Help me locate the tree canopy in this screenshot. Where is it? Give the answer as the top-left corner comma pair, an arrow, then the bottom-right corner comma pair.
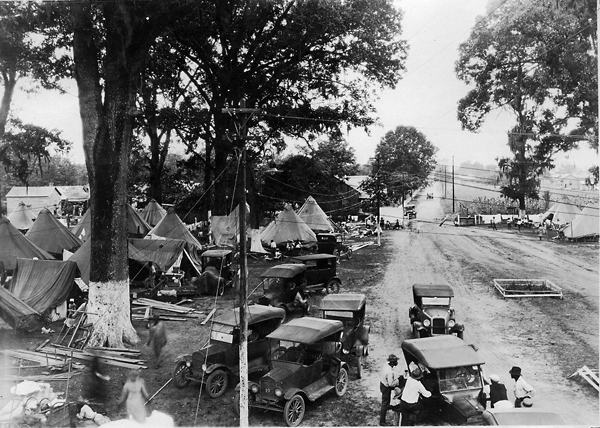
455,0 -> 597,211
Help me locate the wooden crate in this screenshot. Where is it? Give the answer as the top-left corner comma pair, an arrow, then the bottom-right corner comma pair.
492,279 -> 563,299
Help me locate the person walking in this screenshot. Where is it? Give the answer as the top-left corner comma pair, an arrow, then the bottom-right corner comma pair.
509,366 -> 535,408
379,354 -> 401,426
487,374 -> 510,408
81,352 -> 111,408
398,367 -> 431,426
118,369 -> 149,423
146,317 -> 168,368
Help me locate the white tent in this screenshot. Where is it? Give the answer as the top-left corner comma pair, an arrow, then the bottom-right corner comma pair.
562,203 -> 599,239
541,200 -> 581,225
297,195 -> 336,233
249,228 -> 267,253
260,205 -> 317,246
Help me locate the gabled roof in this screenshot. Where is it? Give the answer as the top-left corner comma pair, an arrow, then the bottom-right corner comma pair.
25,208 -> 83,255
6,186 -> 60,198
0,217 -> 55,271
148,209 -> 202,249
297,196 -> 336,233
7,202 -> 36,230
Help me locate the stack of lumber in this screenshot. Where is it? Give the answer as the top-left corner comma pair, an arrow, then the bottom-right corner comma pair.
40,344 -> 148,369
0,349 -> 82,368
131,297 -> 202,321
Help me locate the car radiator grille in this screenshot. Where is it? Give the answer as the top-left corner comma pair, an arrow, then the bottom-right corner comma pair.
432,318 -> 446,335
261,378 -> 277,399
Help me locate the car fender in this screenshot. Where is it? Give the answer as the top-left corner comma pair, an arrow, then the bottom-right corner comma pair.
174,354 -> 192,364
205,363 -> 230,375
284,387 -> 307,401
412,320 -> 425,330
450,323 -> 465,333
358,325 -> 370,344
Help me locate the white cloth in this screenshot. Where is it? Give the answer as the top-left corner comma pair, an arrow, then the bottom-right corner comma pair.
380,362 -> 400,388
400,376 -> 431,404
513,376 -> 535,399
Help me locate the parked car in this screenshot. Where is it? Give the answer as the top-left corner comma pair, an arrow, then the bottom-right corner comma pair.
319,293 -> 369,378
172,304 -> 285,398
236,317 -> 350,427
409,284 -> 464,339
404,204 -> 417,219
253,264 -> 308,322
401,335 -> 487,425
200,249 -> 235,286
291,254 -> 341,294
481,408 -> 567,425
316,233 -> 353,261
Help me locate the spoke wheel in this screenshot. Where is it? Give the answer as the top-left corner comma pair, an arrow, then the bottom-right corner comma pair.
325,279 -> 341,294
172,361 -> 191,389
346,249 -> 353,260
206,369 -> 229,398
232,391 -> 240,416
283,394 -> 305,427
335,367 -> 349,397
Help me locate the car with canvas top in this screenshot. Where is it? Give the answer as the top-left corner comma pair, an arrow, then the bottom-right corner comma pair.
409,284 -> 464,339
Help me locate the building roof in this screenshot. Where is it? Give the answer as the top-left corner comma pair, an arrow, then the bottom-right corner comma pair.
6,187 -> 60,198
345,175 -> 370,199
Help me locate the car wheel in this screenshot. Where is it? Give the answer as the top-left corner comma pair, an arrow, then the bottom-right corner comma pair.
335,367 -> 349,396
346,248 -> 353,260
364,344 -> 369,356
233,391 -> 240,416
457,330 -> 464,340
172,361 -> 192,389
283,394 -> 305,427
206,369 -> 229,398
356,356 -> 363,379
325,279 -> 341,294
278,305 -> 288,323
218,282 -> 225,296
335,250 -> 341,264
412,325 -> 419,339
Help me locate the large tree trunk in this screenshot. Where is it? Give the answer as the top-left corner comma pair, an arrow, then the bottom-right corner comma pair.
71,2 -> 160,347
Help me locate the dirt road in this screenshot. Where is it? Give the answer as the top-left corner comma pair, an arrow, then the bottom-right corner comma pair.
362,182 -> 599,425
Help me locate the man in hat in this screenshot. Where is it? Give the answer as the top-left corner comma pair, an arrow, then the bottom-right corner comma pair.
379,354 -> 401,425
509,366 -> 535,407
487,374 -> 509,408
398,367 -> 431,426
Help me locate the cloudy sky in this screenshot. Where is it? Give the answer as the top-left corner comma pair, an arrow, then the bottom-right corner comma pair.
10,0 -> 598,172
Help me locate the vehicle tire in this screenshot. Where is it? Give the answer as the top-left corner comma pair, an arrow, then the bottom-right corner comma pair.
172,361 -> 192,389
278,305 -> 288,323
412,325 -> 419,339
283,394 -> 305,427
233,391 -> 240,416
346,248 -> 353,260
457,330 -> 464,340
364,344 -> 369,356
217,282 -> 225,296
356,356 -> 363,379
325,279 -> 341,294
335,367 -> 349,397
206,369 -> 229,398
335,250 -> 341,264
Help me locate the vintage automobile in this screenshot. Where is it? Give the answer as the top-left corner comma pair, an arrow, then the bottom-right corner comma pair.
481,407 -> 567,425
200,249 -> 235,285
319,293 -> 370,379
404,203 -> 417,219
316,233 -> 353,261
292,254 -> 342,294
235,317 -> 350,427
172,304 -> 285,398
253,264 -> 308,321
401,335 -> 487,425
409,284 -> 464,339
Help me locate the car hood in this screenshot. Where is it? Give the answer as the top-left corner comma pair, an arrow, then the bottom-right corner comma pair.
263,365 -> 295,382
423,307 -> 451,318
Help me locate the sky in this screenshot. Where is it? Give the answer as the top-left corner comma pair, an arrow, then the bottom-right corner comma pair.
9,0 -> 599,173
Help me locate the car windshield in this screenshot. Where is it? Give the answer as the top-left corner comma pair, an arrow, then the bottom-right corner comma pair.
263,277 -> 287,291
438,366 -> 482,392
210,323 -> 236,344
422,297 -> 450,306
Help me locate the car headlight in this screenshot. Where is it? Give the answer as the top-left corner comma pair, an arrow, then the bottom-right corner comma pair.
185,360 -> 191,367
275,388 -> 283,397
201,364 -> 207,371
423,319 -> 431,327
448,319 -> 456,327
251,384 -> 259,394
342,348 -> 349,354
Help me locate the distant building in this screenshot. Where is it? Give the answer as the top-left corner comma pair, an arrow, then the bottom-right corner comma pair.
541,172 -> 588,191
6,185 -> 89,215
344,175 -> 370,200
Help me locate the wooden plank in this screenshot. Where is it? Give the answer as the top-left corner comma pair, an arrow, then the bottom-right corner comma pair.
36,338 -> 51,351
201,308 -> 217,325
43,347 -> 147,369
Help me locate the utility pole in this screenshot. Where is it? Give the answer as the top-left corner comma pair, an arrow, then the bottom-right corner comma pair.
222,101 -> 261,428
376,154 -> 381,246
444,165 -> 447,198
452,157 -> 455,213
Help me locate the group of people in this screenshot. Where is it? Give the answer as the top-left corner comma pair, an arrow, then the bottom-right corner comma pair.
379,354 -> 536,426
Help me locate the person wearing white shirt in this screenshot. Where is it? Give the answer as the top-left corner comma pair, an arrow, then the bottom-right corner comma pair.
379,354 -> 401,425
399,367 -> 431,426
509,366 -> 535,407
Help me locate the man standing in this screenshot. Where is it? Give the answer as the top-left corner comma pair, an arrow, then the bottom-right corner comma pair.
146,317 -> 168,368
487,374 -> 509,408
379,354 -> 400,426
509,366 -> 535,407
399,367 -> 431,426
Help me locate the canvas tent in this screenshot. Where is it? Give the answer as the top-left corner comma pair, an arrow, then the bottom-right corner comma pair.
0,217 -> 55,272
25,208 -> 83,258
130,238 -> 201,277
148,209 -> 203,249
71,208 -> 90,241
141,199 -> 167,227
211,204 -> 250,247
0,286 -> 42,331
249,229 -> 267,253
297,196 -> 336,233
541,200 -> 581,225
7,201 -> 36,231
71,206 -> 151,241
562,203 -> 599,240
9,258 -> 77,313
260,205 -> 317,246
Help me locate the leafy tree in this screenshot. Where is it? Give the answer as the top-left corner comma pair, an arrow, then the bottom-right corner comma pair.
1,118 -> 71,187
41,156 -> 87,186
170,0 -> 407,216
299,137 -> 359,179
361,126 -> 437,208
585,165 -> 599,190
455,0 -> 597,214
